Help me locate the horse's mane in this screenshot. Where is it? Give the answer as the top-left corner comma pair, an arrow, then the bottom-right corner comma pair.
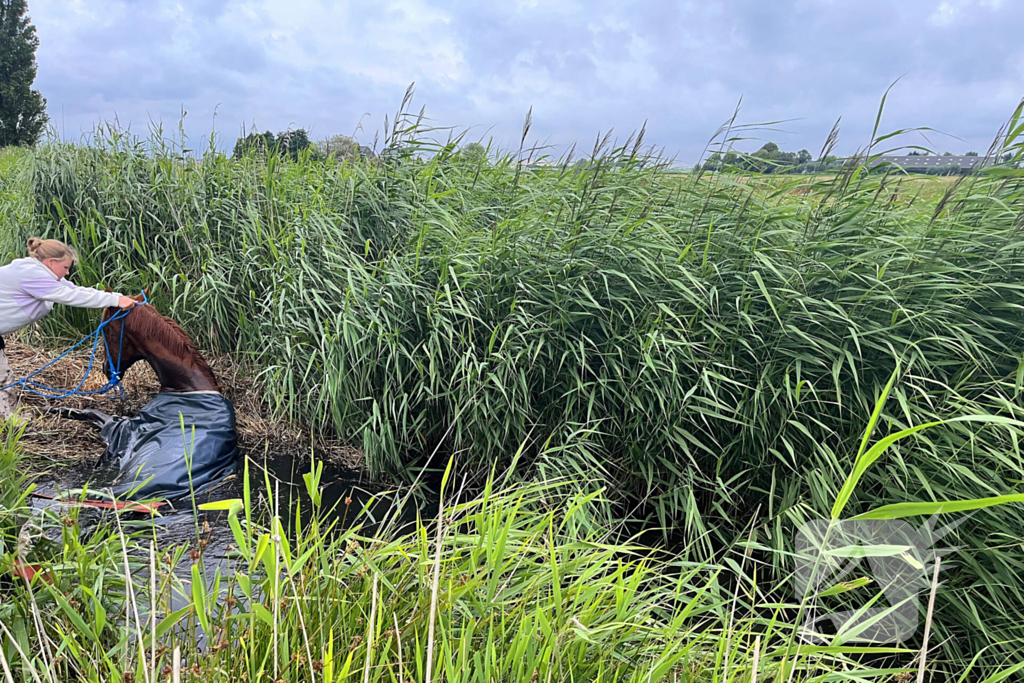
126,305 -> 220,389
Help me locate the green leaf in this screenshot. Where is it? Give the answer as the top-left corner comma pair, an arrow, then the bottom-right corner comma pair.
751,270 -> 783,328
832,368 -> 899,519
834,413 -> 1024,520
92,595 -> 107,634
228,508 -> 250,563
236,572 -> 251,599
156,606 -> 192,638
978,660 -> 1024,683
198,499 -> 243,512
192,563 -> 211,634
854,493 -> 1024,520
252,603 -> 274,627
324,629 -> 335,683
337,650 -> 355,680
818,577 -> 873,597
44,585 -> 96,640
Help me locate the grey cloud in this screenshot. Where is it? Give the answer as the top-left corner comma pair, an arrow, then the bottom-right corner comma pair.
29,0 -> 1024,161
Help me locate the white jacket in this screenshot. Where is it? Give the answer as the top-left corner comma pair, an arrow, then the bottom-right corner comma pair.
0,257 -> 123,336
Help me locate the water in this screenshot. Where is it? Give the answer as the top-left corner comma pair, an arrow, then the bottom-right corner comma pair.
22,447 -> 427,647
27,445 -> 428,584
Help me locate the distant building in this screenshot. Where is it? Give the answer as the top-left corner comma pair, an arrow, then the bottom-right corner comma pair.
870,155 -> 991,171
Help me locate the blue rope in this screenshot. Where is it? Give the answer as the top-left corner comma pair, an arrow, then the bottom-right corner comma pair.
2,293 -> 147,400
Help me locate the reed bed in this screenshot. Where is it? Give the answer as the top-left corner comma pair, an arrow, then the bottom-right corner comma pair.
2,100 -> 1024,675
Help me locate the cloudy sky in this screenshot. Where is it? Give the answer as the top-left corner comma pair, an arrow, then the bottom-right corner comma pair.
28,0 -> 1024,164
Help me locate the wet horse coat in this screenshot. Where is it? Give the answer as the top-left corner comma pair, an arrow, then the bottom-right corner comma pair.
63,298 -> 239,501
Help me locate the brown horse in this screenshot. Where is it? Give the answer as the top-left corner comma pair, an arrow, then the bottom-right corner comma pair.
56,294 -> 239,501
102,293 -> 221,393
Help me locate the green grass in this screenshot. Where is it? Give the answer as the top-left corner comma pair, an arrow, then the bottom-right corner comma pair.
2,100 -> 1024,676
3,389 -> 1024,681
0,423 -> 913,683
724,172 -> 961,206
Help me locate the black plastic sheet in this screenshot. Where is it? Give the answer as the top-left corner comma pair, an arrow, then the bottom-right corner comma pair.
99,392 -> 239,500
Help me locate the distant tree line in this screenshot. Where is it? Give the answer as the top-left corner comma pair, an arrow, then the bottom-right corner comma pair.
702,144 -> 1018,175
232,129 -> 373,162
701,143 -> 839,175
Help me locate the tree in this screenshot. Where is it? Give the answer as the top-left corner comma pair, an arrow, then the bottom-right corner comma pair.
232,130 -> 276,159
745,142 -> 799,174
232,127 -> 315,161
730,143 -> 835,175
462,142 -> 486,162
942,151 -> 953,156
702,152 -> 722,172
0,0 -> 48,147
965,151 -> 979,157
743,142 -> 778,173
318,134 -> 360,162
278,128 -> 313,160
908,151 -> 925,156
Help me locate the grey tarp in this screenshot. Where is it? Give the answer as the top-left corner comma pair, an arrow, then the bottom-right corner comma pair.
99,392 -> 239,500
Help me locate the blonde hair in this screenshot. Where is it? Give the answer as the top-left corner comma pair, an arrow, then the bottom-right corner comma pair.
27,237 -> 77,264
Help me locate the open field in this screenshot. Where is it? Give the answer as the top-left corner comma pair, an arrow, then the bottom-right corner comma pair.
3,110 -> 1024,680
695,170 -> 963,206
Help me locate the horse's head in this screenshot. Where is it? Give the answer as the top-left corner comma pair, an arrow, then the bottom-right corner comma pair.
101,291 -> 148,380
100,290 -> 221,393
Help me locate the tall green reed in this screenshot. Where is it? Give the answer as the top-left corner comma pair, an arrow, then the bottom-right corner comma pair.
3,99 -> 1024,673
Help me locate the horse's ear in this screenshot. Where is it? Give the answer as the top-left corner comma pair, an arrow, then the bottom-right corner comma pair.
103,285 -> 112,293
132,291 -> 146,303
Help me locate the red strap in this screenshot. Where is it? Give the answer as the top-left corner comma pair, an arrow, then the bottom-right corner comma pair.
30,492 -> 167,514
10,561 -> 52,584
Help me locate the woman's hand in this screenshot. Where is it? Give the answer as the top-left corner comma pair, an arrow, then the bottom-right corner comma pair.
117,296 -> 137,308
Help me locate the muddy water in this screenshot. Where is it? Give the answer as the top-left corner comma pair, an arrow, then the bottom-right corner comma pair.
24,447 -> 427,646
30,447 -> 423,567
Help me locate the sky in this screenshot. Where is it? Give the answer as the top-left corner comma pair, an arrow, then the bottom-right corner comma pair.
28,0 -> 1024,165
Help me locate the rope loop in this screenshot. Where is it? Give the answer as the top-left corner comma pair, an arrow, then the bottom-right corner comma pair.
1,293 -> 147,400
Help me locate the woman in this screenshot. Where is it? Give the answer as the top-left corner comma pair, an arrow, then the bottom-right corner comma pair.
0,238 -> 135,421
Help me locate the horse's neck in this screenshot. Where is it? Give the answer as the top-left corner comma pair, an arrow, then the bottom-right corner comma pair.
143,351 -> 220,394
125,310 -> 221,393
